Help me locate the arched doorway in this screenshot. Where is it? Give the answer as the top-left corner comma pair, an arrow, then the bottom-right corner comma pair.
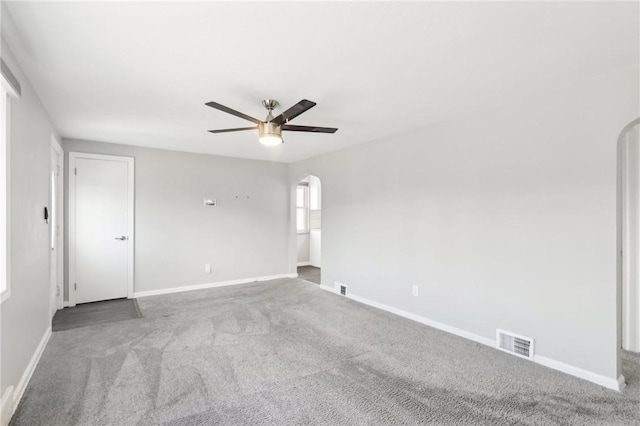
295,175 -> 321,284
619,117 -> 640,352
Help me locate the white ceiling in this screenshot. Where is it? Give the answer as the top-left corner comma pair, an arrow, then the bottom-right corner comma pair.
3,1 -> 639,163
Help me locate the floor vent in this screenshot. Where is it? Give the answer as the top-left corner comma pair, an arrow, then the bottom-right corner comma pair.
340,285 -> 347,296
496,329 -> 534,360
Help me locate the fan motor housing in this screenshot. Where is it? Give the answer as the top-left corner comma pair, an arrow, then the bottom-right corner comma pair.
259,121 -> 282,138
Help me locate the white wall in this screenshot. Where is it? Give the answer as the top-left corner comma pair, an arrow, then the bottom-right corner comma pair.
309,175 -> 321,268
62,139 -> 290,296
0,39 -> 59,409
297,233 -> 310,264
309,175 -> 321,210
289,66 -> 639,385
310,230 -> 321,268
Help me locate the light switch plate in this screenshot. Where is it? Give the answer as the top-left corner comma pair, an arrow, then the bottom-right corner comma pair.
203,198 -> 216,207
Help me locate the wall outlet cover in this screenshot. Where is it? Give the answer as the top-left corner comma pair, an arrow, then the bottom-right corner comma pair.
412,285 -> 419,297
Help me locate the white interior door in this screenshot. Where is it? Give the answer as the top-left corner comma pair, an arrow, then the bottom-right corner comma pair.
70,153 -> 134,305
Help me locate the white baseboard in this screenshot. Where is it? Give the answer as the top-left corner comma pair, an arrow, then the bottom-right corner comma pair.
318,286 -> 624,391
134,273 -> 298,298
618,374 -> 627,391
340,289 -> 494,347
534,355 -> 625,391
3,326 -> 52,425
297,261 -> 311,266
0,386 -> 14,426
319,284 -> 338,294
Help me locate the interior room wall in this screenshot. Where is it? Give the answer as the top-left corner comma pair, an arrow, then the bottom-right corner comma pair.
309,176 -> 321,268
296,178 -> 310,264
309,229 -> 321,269
309,175 -> 321,210
289,65 -> 640,385
62,139 -> 290,296
0,40 -> 59,403
297,233 -> 310,264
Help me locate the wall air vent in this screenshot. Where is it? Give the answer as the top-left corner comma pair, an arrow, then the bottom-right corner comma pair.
496,329 -> 534,360
335,282 -> 347,296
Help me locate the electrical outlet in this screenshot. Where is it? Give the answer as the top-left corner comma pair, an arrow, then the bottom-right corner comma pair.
205,263 -> 211,274
412,285 -> 419,297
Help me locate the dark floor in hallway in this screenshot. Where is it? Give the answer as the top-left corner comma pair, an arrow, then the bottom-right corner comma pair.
297,265 -> 320,284
52,298 -> 142,331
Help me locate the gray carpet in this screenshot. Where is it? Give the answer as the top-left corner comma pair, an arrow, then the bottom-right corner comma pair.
11,278 -> 640,425
297,265 -> 321,284
52,299 -> 142,332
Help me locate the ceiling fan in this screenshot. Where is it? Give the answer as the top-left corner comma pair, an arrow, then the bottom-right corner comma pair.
206,99 -> 338,146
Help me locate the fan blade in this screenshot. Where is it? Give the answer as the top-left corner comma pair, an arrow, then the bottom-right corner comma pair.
205,101 -> 262,124
207,126 -> 257,134
271,99 -> 317,125
282,125 -> 338,133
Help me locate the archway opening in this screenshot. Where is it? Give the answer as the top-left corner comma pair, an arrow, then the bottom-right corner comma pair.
619,117 -> 640,353
295,175 -> 321,284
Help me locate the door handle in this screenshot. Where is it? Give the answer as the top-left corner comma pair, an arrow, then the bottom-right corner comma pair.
115,236 -> 128,241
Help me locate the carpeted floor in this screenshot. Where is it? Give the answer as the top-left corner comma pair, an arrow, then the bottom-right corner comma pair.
11,278 -> 640,425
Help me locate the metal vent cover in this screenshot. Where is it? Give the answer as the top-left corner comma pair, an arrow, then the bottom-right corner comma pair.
496,329 -> 534,360
340,285 -> 347,296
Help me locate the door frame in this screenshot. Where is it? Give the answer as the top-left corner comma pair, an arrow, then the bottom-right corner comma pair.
50,135 -> 64,314
68,152 -> 135,307
619,117 -> 640,352
290,173 -> 322,277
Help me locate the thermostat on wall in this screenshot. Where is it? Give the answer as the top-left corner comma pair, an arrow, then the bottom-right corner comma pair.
203,198 -> 216,207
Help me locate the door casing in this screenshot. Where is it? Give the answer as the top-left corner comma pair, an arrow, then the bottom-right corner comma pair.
50,135 -> 64,315
620,118 -> 640,352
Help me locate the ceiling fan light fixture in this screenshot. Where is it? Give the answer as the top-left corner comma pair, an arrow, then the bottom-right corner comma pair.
258,121 -> 283,146
205,98 -> 337,144
259,135 -> 283,146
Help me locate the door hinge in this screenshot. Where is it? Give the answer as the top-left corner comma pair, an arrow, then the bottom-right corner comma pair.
74,283 -> 77,290
74,168 -> 77,175
56,165 -> 60,176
